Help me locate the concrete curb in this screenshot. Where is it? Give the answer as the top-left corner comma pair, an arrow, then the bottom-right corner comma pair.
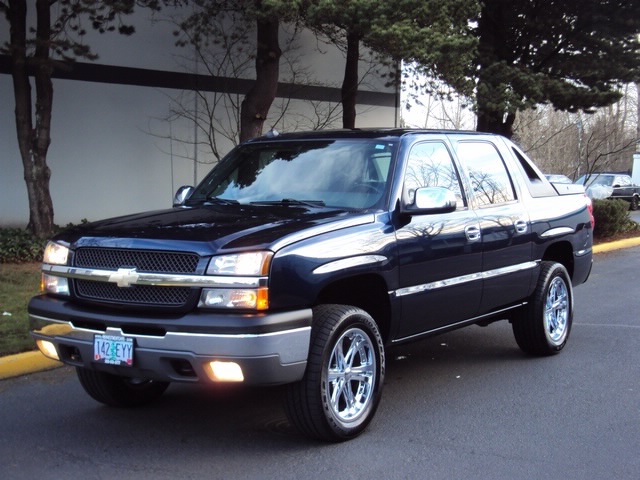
2,238 -> 640,380
0,350 -> 62,380
592,236 -> 640,254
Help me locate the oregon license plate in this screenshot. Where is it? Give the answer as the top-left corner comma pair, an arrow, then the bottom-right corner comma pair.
94,334 -> 134,366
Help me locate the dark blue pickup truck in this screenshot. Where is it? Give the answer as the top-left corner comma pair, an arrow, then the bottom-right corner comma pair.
30,129 -> 593,441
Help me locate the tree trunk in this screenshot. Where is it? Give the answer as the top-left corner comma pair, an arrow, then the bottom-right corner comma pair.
8,0 -> 55,237
476,110 -> 516,138
239,12 -> 281,143
341,30 -> 360,129
475,0 -> 515,139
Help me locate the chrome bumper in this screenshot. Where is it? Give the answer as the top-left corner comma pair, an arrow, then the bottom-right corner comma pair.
30,308 -> 312,385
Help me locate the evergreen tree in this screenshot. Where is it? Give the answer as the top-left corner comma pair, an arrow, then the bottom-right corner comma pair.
472,0 -> 640,138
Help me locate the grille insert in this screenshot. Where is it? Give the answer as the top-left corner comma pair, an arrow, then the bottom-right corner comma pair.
76,280 -> 192,306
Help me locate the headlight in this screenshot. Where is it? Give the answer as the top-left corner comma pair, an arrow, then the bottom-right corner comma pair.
201,252 -> 272,310
43,242 -> 69,265
42,242 -> 70,296
206,252 -> 272,276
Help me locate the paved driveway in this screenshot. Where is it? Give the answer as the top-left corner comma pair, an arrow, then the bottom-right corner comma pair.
0,247 -> 638,479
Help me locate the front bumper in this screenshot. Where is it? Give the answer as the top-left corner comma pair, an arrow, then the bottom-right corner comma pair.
29,295 -> 312,385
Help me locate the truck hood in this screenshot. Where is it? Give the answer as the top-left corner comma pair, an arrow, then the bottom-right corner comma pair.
54,204 -> 374,254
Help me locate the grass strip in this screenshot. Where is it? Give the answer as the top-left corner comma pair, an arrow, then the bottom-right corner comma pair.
0,263 -> 41,356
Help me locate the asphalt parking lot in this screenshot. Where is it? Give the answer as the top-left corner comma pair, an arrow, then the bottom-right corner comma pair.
1,243 -> 638,480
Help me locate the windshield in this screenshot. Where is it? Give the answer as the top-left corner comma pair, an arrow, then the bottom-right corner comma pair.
188,139 -> 396,210
577,174 -> 613,187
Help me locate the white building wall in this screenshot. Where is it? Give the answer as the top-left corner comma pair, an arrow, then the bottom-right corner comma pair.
0,9 -> 397,227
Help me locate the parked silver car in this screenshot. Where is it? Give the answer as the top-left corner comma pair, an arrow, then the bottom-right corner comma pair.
576,173 -> 640,210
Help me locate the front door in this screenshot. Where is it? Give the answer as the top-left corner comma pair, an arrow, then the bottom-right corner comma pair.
395,139 -> 483,340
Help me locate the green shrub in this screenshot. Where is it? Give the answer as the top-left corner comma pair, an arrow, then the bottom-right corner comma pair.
0,220 -> 89,264
0,228 -> 46,263
592,199 -> 638,238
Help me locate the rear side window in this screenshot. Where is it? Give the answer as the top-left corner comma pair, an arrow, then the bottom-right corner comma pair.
456,142 -> 515,207
511,146 -> 557,197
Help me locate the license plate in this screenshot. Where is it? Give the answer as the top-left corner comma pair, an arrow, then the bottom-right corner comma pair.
94,334 -> 134,366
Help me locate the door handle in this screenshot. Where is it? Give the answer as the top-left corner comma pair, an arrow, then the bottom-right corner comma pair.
465,225 -> 481,242
515,219 -> 528,234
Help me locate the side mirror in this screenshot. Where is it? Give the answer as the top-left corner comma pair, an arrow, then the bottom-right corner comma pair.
173,186 -> 195,207
401,186 -> 457,215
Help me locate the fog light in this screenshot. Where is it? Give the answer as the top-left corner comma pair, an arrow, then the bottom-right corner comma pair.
207,361 -> 244,382
36,339 -> 60,361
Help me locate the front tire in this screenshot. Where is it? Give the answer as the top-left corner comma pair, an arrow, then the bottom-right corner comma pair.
513,261 -> 573,356
630,195 -> 639,211
285,305 -> 385,442
76,368 -> 169,407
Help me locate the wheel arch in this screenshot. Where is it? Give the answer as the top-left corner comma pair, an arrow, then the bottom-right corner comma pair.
541,240 -> 575,279
315,273 -> 392,343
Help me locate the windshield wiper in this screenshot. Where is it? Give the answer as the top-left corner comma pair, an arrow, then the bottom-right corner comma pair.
251,198 -> 326,208
205,196 -> 239,205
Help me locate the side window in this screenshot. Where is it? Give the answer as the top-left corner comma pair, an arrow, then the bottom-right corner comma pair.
617,176 -> 630,187
457,142 -> 516,207
404,142 -> 465,208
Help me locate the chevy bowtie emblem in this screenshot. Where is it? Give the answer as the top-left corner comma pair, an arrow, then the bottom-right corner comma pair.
108,268 -> 140,288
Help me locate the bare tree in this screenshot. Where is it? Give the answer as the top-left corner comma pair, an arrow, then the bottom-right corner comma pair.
157,9 -> 256,164
401,75 -> 475,131
1,0 -> 157,236
513,85 -> 638,180
153,20 -> 382,169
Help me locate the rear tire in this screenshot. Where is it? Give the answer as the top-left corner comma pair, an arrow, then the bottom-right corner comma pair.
513,261 -> 573,356
76,368 -> 169,407
285,304 -> 385,442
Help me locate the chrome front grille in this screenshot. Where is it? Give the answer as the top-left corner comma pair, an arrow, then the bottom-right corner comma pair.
73,247 -> 201,308
75,248 -> 199,273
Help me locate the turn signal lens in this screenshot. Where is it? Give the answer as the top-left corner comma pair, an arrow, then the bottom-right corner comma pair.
41,274 -> 70,295
199,287 -> 268,310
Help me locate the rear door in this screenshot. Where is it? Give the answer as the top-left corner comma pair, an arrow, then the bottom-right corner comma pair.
452,138 -> 534,315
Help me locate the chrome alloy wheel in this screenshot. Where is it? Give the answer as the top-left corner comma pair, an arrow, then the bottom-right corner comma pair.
285,305 -> 385,441
544,276 -> 570,345
326,327 -> 376,424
